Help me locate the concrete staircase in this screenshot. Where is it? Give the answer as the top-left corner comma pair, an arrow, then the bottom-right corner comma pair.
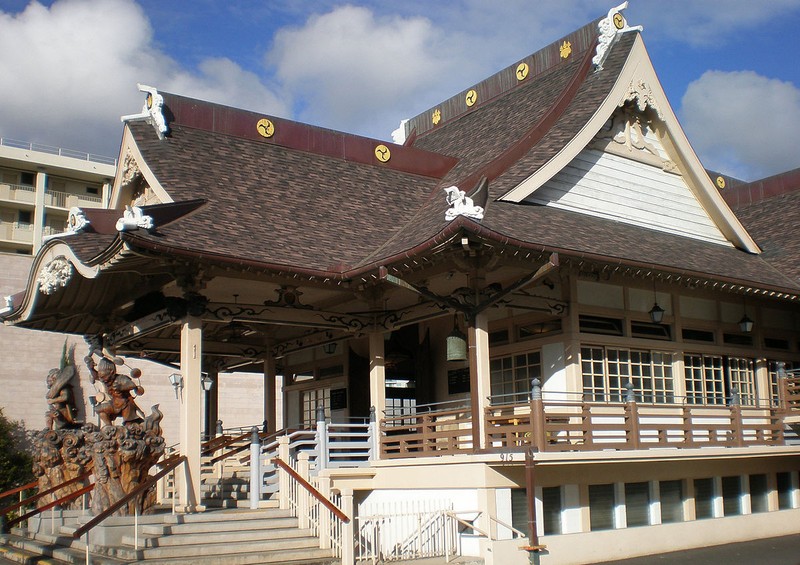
2,505 -> 337,565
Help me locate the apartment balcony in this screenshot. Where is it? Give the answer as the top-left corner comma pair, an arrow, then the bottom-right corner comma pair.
44,190 -> 102,210
0,220 -> 34,244
0,183 -> 36,205
379,376 -> 800,459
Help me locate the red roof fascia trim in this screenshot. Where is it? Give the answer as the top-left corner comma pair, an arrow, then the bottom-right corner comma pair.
723,168 -> 800,209
455,36 -> 598,192
163,94 -> 457,180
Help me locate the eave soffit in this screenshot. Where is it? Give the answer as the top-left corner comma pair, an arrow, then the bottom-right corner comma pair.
498,34 -> 761,255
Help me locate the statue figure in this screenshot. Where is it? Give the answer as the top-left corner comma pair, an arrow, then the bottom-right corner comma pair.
45,365 -> 78,430
85,355 -> 145,427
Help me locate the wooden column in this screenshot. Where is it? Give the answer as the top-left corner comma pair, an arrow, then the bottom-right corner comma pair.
468,313 -> 491,450
368,332 -> 386,424
263,336 -> 277,433
178,315 -> 204,512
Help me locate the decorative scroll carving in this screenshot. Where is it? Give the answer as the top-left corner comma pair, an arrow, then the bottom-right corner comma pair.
622,79 -> 663,119
593,2 -> 643,70
593,105 -> 677,173
444,186 -> 484,221
263,286 -> 312,309
87,406 -> 164,516
120,83 -> 169,139
37,257 -> 73,295
116,205 -> 154,232
32,427 -> 93,509
121,149 -> 142,186
67,207 -> 90,233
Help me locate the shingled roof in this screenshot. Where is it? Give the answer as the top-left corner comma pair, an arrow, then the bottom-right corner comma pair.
9,7 -> 800,325
722,168 -> 800,284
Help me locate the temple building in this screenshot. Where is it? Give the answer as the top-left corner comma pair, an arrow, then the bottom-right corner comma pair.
2,5 -> 800,564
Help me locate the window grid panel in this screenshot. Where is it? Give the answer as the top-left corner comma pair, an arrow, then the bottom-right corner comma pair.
581,347 -> 607,402
727,357 -> 756,406
684,354 -> 725,405
651,352 -> 674,404
629,350 -> 652,402
768,360 -> 797,407
491,352 -> 541,404
582,346 -> 674,404
302,388 -> 331,428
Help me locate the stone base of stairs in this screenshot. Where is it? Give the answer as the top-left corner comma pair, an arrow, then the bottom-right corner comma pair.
2,506 -> 337,565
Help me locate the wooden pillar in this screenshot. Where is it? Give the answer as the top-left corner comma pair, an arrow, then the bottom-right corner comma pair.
468,313 -> 490,450
264,337 -> 277,433
369,332 -> 386,422
178,315 -> 204,512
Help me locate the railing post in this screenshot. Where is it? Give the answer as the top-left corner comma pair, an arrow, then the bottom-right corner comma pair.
277,436 -> 290,510
730,387 -> 744,447
625,381 -> 640,449
369,406 -> 380,461
530,378 -> 546,452
297,452 -> 311,530
249,427 -> 261,509
316,404 -> 329,471
777,362 -> 788,409
214,420 -> 225,479
340,488 -> 355,565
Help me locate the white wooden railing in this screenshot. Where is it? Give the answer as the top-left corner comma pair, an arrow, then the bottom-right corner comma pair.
274,454 -> 350,560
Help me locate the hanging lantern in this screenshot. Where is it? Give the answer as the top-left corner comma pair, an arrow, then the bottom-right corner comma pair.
446,314 -> 467,362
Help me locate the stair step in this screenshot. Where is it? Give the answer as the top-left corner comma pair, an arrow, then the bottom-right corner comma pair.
123,526 -> 311,548
140,535 -> 321,559
202,498 -> 277,509
139,515 -> 296,535
132,546 -> 336,564
2,532 -> 126,565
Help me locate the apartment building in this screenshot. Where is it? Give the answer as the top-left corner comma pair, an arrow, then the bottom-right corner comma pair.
0,138 -> 115,255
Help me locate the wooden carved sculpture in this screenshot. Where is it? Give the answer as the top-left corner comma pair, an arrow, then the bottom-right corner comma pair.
32,350 -> 164,516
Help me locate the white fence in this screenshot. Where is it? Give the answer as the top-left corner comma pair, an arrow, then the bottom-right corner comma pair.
355,500 -> 459,563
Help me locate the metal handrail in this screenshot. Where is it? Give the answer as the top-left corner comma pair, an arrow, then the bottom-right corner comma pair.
0,137 -> 117,166
272,457 -> 349,523
487,514 -> 527,539
7,483 -> 94,530
0,471 -> 92,517
0,480 -> 38,505
73,455 -> 186,539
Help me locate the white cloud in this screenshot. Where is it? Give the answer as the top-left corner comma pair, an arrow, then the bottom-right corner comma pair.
267,5 -> 461,138
681,70 -> 800,180
0,0 -> 287,157
264,3 -> 601,140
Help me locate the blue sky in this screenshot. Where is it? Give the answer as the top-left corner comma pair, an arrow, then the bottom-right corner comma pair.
1,0 -> 799,180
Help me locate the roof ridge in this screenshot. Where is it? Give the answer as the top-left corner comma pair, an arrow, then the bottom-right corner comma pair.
723,167 -> 800,209
405,17 -> 601,141
158,92 -> 458,180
